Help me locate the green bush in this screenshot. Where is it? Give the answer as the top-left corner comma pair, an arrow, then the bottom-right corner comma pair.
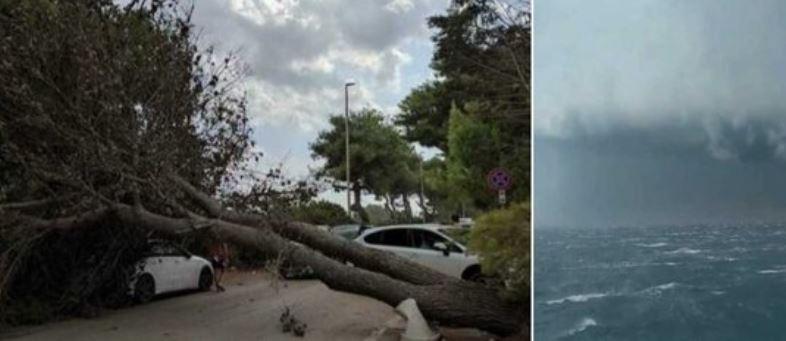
468,202 -> 530,303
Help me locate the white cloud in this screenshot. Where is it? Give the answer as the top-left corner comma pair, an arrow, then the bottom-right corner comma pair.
386,0 -> 416,14
191,0 -> 447,134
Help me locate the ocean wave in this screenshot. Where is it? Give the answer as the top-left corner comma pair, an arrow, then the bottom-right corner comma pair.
665,247 -> 701,255
546,292 -> 609,305
566,318 -> 598,336
705,255 -> 738,262
637,282 -> 681,295
653,282 -> 678,290
547,283 -> 681,305
758,269 -> 786,274
636,242 -> 668,248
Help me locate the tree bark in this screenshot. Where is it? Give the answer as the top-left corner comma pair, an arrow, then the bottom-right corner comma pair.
17,203 -> 525,336
402,193 -> 413,222
169,174 -> 454,285
5,176 -> 527,336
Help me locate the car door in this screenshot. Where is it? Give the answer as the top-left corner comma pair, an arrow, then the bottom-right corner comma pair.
175,246 -> 201,289
164,244 -> 193,291
408,229 -> 465,277
144,243 -> 174,294
362,228 -> 419,261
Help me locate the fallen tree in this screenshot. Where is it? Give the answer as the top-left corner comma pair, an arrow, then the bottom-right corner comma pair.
0,0 -> 527,336
7,200 -> 524,335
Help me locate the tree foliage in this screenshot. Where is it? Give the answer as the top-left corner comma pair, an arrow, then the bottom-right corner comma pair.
0,0 -> 526,334
396,0 -> 529,150
447,102 -> 528,209
395,81 -> 455,151
310,108 -> 418,220
0,0 -> 252,322
395,0 -> 530,217
0,0 -> 253,209
394,0 -> 531,310
468,201 -> 530,303
291,200 -> 351,226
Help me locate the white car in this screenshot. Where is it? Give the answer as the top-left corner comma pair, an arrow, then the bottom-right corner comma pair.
129,241 -> 214,303
354,224 -> 483,280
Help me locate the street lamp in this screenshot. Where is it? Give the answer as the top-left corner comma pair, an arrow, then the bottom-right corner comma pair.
344,80 -> 355,219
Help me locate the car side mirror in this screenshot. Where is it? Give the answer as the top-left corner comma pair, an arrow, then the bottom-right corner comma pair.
433,242 -> 450,256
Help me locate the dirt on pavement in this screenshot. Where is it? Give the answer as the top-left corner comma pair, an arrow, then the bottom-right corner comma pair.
1,271 -> 523,341
0,271 -> 398,341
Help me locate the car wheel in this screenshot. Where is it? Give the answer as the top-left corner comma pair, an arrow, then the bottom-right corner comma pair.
198,267 -> 213,291
134,274 -> 155,303
467,270 -> 484,282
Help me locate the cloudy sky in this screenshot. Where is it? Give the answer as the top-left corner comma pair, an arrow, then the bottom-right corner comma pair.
189,0 -> 448,203
535,0 -> 786,227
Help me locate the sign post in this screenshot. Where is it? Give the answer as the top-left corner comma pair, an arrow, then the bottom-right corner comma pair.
486,168 -> 512,206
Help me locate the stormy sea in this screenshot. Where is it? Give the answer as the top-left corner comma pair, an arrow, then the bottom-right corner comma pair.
535,225 -> 786,340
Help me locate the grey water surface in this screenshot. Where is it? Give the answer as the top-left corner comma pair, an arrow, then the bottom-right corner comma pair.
536,225 -> 786,341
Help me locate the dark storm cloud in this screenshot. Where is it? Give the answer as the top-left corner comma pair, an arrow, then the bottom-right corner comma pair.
535,131 -> 786,228
535,0 -> 786,227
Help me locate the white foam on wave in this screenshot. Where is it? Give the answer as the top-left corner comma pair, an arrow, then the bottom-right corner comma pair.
637,282 -> 681,295
653,282 -> 678,290
546,293 -> 609,305
665,247 -> 701,255
547,283 -> 682,305
636,242 -> 668,248
706,255 -> 738,262
758,269 -> 786,274
566,318 -> 598,336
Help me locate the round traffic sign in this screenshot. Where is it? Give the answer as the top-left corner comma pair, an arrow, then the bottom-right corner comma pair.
486,168 -> 512,191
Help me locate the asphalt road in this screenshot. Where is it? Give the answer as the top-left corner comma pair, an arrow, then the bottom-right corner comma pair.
1,272 -> 399,341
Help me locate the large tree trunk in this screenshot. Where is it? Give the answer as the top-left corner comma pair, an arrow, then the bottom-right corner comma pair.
14,203 -> 525,336
5,176 -> 527,336
416,190 -> 432,222
169,174 -> 452,285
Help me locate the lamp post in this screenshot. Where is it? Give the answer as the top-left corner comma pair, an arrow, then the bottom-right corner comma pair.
344,81 -> 355,219
419,156 -> 425,223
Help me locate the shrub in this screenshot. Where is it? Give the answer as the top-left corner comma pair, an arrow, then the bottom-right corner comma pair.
468,201 -> 530,303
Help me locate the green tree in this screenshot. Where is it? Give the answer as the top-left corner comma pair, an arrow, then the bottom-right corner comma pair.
396,0 -> 529,152
394,0 -> 530,219
446,103 -> 528,209
310,108 -> 417,221
395,81 -> 454,151
0,0 -> 252,322
0,1 -> 525,334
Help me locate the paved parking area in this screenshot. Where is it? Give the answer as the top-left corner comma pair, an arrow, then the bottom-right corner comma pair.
1,272 -> 398,341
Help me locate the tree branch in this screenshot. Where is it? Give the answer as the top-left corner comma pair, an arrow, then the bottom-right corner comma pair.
168,173 -> 457,286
